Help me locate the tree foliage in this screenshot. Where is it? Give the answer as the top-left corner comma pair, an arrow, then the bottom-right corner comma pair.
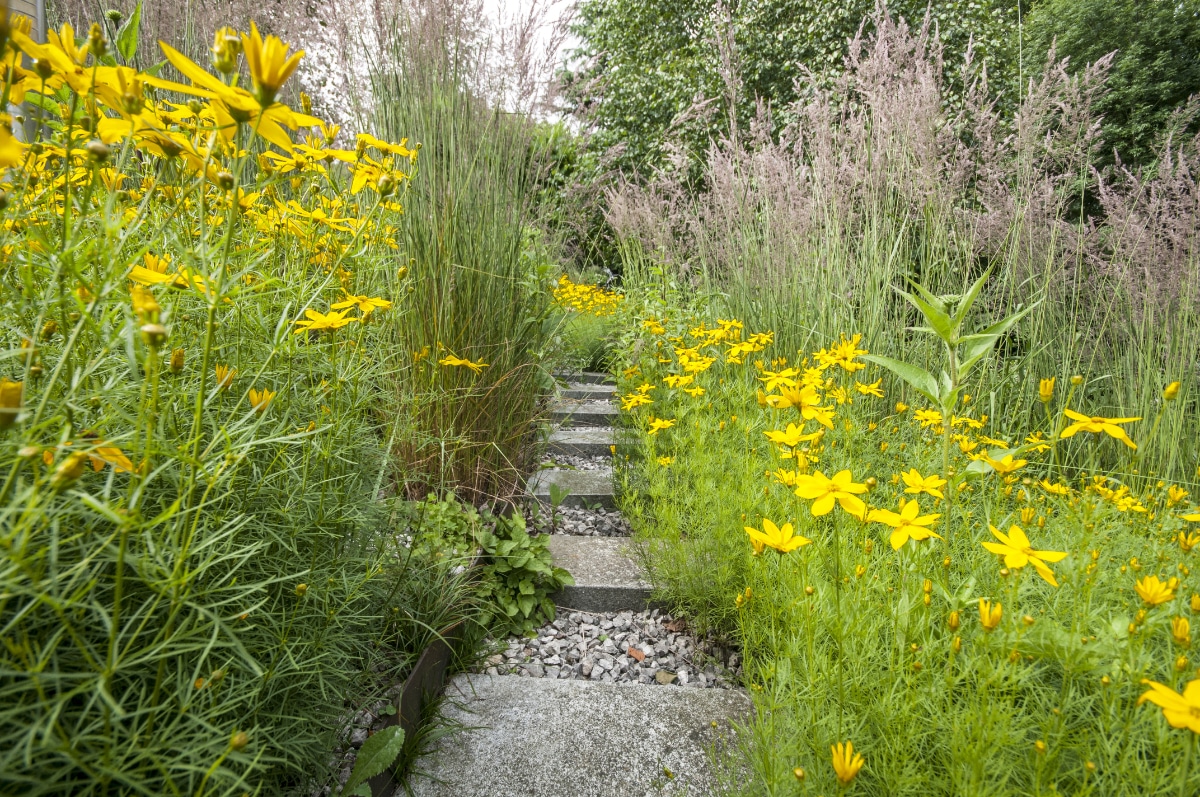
561,0 -> 1022,178
1023,0 -> 1200,169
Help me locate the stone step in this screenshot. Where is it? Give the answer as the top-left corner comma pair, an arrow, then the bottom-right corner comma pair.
548,427 -> 615,457
561,382 -> 617,401
548,536 -> 650,612
554,371 -> 615,385
549,398 -> 618,428
407,674 -> 751,797
528,467 -> 616,509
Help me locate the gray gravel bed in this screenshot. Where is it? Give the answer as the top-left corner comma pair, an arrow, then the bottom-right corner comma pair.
528,504 -> 632,536
476,609 -> 742,689
538,454 -> 610,471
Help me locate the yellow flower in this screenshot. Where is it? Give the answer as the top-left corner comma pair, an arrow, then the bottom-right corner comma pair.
1165,382 -> 1182,401
982,452 -> 1027,475
793,469 -> 868,518
129,285 -> 161,321
248,388 -> 275,414
1173,617 -> 1191,647
979,599 -> 1003,631
663,374 -> 694,388
1139,678 -> 1200,733
763,423 -> 821,449
1038,377 -> 1055,403
895,401 -> 908,413
683,386 -> 705,398
438,355 -> 488,374
830,741 -> 864,785
621,392 -> 654,410
240,22 -> 304,107
981,525 -> 1067,587
1168,485 -> 1190,507
215,364 -> 237,391
855,378 -> 884,398
331,293 -> 392,317
169,348 -> 186,373
744,518 -> 811,555
1060,408 -> 1140,449
0,124 -> 24,169
1136,575 -> 1176,606
51,451 -> 89,491
293,308 -> 358,334
1179,530 -> 1200,553
867,497 -> 943,550
656,456 -> 674,466
0,378 -> 23,429
647,417 -> 676,435
900,468 -> 946,499
1040,479 -> 1071,496
758,368 -> 799,392
913,408 -> 942,428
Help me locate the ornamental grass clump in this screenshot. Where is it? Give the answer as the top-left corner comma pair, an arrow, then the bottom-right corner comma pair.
0,10 -> 484,795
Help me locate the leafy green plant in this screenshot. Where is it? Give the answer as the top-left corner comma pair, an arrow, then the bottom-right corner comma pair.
864,270 -> 1038,479
475,514 -> 573,635
343,726 -> 406,797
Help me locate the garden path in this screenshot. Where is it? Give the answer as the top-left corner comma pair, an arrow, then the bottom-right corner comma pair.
405,375 -> 751,797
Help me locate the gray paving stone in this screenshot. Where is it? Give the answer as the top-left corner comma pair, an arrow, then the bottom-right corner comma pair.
407,674 -> 751,797
528,467 -> 615,509
549,398 -> 618,427
554,371 -> 615,385
548,536 -> 651,612
561,382 -> 618,400
548,427 -> 615,457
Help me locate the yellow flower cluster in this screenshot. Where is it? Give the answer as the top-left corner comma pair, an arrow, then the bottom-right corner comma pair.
552,275 -> 623,316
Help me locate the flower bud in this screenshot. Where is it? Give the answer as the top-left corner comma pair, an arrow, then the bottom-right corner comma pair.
86,140 -> 110,162
51,452 -> 89,491
88,24 -> 108,59
948,610 -> 960,630
1164,381 -> 1181,401
217,171 -> 235,191
378,174 -> 396,196
230,731 -> 249,751
1070,375 -> 1084,385
295,583 -> 308,597
951,636 -> 962,653
106,9 -> 123,23
397,266 -> 409,280
169,348 -> 185,373
792,767 -> 805,781
35,59 -> 54,80
1038,377 -> 1055,403
140,323 -> 167,347
0,379 -> 23,429
1177,655 -> 1190,672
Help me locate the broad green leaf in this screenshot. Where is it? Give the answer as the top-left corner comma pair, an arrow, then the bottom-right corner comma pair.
861,354 -> 938,405
343,726 -> 405,794
958,302 -> 1040,376
950,268 -> 993,332
117,1 -> 143,62
897,288 -> 955,343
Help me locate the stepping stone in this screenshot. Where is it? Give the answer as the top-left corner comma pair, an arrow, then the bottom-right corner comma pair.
549,398 -> 618,428
528,467 -> 616,509
561,382 -> 617,400
407,674 -> 752,797
548,427 -> 615,457
548,536 -> 650,612
554,371 -> 614,385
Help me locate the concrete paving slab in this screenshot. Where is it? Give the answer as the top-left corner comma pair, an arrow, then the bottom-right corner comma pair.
554,371 -> 615,385
528,467 -> 616,509
407,674 -> 751,797
549,398 -> 618,428
562,383 -> 618,400
548,427 -> 615,457
548,536 -> 651,612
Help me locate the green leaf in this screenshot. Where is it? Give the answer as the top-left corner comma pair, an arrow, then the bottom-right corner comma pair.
957,302 -> 1039,376
950,268 -> 993,333
343,726 -> 405,794
897,288 -> 955,344
116,1 -> 143,62
861,354 -> 938,405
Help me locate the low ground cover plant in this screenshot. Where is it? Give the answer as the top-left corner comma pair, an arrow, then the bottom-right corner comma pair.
612,290 -> 1200,794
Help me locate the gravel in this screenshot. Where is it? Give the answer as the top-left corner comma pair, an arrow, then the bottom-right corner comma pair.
538,454 -> 610,471
528,504 -> 632,537
475,609 -> 742,689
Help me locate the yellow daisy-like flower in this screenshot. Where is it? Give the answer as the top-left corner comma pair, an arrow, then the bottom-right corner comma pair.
982,452 -> 1027,475
647,417 -> 676,435
1139,678 -> 1200,733
331,293 -> 392,317
1136,575 -> 1176,606
743,518 -> 811,555
830,741 -> 865,784
981,524 -> 1067,587
293,308 -> 358,334
792,470 -> 868,518
867,498 -> 943,551
248,388 -> 276,414
1060,408 -> 1141,449
438,355 -> 488,374
979,599 -> 1003,630
763,423 -> 821,449
241,22 -> 304,107
900,468 -> 946,499
855,378 -> 884,397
